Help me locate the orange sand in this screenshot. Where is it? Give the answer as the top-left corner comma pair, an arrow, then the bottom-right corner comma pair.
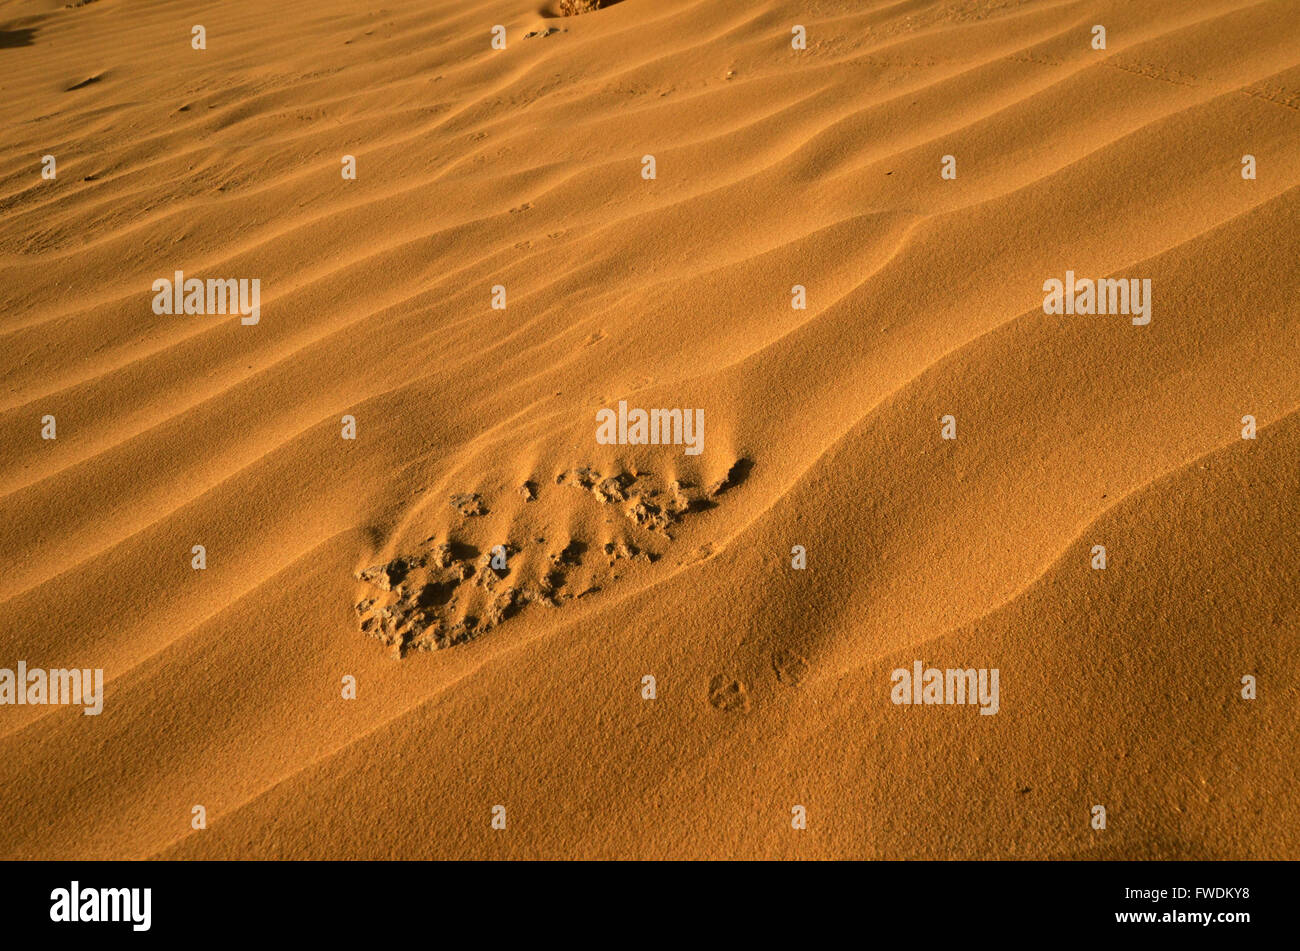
1,0 -> 1297,859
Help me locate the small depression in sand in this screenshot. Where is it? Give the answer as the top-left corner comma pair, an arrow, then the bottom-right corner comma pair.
354,459 -> 753,656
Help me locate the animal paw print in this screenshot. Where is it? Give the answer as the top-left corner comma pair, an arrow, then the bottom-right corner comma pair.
708,675 -> 750,713
771,650 -> 808,686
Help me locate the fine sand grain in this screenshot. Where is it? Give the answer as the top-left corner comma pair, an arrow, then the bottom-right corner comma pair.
1,0 -> 1297,859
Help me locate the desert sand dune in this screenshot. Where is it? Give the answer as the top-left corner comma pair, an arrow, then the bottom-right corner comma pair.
0,0 -> 1296,859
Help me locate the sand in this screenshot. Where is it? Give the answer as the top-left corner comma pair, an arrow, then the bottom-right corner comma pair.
0,0 -> 1297,860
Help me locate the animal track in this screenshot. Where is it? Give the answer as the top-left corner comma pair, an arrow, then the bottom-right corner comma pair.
1241,82 -> 1300,112
354,459 -> 753,655
708,675 -> 750,713
1104,59 -> 1199,89
772,650 -> 808,686
449,493 -> 487,517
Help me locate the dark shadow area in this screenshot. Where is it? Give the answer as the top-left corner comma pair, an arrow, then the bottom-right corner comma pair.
415,580 -> 457,609
66,74 -> 103,91
555,539 -> 588,565
0,27 -> 37,49
712,457 -> 755,496
446,539 -> 479,562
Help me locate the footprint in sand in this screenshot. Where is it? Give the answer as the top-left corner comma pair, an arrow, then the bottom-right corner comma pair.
353,458 -> 754,656
708,675 -> 750,713
771,650 -> 809,687
449,493 -> 487,517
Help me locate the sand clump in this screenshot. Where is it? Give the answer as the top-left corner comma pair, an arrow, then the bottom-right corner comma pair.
355,461 -> 750,655
558,0 -> 603,16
